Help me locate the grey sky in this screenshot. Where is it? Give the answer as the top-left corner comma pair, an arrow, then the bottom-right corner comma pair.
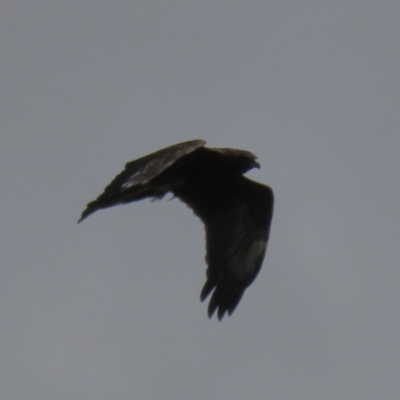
1,1 -> 400,399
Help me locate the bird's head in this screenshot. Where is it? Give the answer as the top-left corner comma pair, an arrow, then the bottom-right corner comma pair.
209,147 -> 260,175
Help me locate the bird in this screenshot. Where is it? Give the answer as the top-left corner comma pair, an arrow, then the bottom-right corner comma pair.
78,140 -> 274,320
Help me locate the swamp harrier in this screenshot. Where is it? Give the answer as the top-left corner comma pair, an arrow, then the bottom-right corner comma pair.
79,140 -> 274,320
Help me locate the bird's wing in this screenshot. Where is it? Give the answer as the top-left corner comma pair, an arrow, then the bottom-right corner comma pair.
121,139 -> 206,189
78,139 -> 206,222
176,176 -> 274,320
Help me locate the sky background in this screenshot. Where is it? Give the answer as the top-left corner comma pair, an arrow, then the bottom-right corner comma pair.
1,1 -> 400,399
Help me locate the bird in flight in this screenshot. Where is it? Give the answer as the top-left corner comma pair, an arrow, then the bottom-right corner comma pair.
79,140 -> 274,320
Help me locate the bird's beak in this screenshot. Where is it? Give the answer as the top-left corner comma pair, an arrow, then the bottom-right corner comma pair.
253,158 -> 260,169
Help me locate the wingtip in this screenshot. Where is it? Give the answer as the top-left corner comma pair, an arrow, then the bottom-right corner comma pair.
77,207 -> 95,223
207,306 -> 227,321
207,307 -> 217,320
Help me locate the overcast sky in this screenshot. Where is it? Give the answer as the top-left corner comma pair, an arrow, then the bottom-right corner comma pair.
1,1 -> 400,399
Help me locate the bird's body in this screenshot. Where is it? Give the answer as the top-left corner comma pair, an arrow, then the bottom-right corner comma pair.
79,140 -> 273,320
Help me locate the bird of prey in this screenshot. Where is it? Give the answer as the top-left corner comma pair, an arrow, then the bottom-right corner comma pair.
78,140 -> 274,320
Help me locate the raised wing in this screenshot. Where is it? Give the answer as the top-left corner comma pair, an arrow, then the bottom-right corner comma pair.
78,139 -> 206,222
121,139 -> 206,189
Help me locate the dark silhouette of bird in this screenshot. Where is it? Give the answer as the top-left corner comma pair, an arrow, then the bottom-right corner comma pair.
78,140 -> 274,320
